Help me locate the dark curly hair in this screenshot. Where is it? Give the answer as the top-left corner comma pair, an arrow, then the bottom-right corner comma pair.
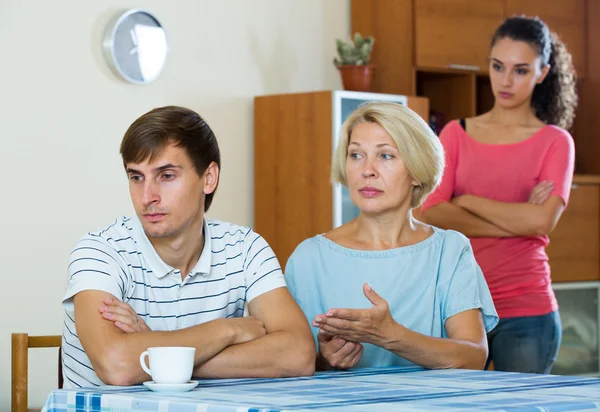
491,16 -> 578,130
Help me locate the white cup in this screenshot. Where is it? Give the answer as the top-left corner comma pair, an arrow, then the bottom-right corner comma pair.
139,346 -> 196,384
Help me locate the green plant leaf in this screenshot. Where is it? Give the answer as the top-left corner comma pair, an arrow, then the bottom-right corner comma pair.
334,32 -> 374,66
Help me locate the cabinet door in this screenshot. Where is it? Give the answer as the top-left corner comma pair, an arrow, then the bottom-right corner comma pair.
415,0 -> 504,71
505,0 -> 586,78
547,184 -> 600,282
351,0 -> 415,95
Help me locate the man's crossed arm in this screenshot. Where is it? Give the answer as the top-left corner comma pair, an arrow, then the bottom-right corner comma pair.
74,287 -> 315,386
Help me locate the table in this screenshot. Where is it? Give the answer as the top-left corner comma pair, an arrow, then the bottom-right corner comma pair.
42,366 -> 600,411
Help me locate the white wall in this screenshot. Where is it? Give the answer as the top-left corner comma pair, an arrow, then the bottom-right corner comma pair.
0,0 -> 349,407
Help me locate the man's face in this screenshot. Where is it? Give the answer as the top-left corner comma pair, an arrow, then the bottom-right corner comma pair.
125,143 -> 217,240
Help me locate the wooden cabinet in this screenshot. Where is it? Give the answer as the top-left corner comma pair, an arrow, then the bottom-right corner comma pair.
352,0 -> 589,135
547,178 -> 600,283
351,0 -> 415,95
412,0 -> 586,131
406,96 -> 430,122
254,90 -> 427,267
416,71 -> 477,131
404,0 -> 585,75
254,91 -> 333,268
505,0 -> 586,77
415,0 -> 504,71
573,0 -> 600,175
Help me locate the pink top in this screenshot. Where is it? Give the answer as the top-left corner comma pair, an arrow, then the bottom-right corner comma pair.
421,120 -> 575,318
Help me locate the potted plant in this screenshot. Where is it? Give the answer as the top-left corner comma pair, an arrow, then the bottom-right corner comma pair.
334,33 -> 375,92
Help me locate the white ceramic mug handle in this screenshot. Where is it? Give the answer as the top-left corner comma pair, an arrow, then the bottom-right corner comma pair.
139,351 -> 152,376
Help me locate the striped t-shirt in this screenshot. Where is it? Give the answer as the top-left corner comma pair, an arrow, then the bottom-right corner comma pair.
61,216 -> 286,388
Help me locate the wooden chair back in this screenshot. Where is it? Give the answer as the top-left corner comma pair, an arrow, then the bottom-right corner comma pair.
11,333 -> 62,412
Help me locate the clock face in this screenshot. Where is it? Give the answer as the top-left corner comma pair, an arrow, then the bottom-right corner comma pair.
103,9 -> 168,84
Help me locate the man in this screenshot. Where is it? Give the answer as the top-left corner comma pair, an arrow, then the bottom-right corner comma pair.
62,106 -> 315,388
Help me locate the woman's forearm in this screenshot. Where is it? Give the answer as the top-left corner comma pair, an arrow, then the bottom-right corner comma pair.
456,195 -> 561,236
381,322 -> 487,370
421,202 -> 513,238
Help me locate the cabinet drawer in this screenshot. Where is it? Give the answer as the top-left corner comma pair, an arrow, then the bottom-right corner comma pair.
548,184 -> 600,282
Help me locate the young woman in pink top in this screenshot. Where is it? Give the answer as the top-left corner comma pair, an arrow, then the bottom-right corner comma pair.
421,16 -> 577,374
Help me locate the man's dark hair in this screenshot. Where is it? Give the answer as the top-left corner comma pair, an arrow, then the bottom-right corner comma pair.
120,106 -> 221,211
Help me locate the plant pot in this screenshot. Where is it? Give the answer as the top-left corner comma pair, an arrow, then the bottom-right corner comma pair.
337,64 -> 375,92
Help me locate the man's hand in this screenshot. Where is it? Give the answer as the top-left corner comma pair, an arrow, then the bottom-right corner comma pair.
100,298 -> 266,344
313,283 -> 397,346
317,331 -> 363,369
228,316 -> 267,345
99,297 -> 152,333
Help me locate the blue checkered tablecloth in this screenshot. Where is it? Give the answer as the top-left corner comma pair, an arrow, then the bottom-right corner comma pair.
42,366 -> 600,412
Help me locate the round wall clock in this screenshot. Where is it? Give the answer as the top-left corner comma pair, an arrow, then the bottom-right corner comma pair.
103,9 -> 168,84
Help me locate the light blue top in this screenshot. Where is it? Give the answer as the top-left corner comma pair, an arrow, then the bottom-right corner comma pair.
285,227 -> 499,368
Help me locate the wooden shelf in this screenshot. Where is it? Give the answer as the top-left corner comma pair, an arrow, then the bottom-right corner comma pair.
416,71 -> 476,131
416,66 -> 488,76
573,175 -> 600,185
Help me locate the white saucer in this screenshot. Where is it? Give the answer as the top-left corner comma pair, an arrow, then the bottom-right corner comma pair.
143,380 -> 198,392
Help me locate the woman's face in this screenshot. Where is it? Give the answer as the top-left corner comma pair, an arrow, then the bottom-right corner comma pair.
489,37 -> 550,110
345,122 -> 418,215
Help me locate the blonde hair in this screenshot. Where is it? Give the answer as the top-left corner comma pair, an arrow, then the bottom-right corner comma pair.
331,102 -> 444,208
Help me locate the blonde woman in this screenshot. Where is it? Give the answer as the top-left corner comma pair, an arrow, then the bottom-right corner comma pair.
285,102 -> 498,371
